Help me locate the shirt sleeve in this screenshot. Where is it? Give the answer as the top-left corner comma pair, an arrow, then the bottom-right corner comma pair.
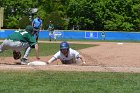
29,37 -> 37,47
24,33 -> 37,47
48,57 -> 57,63
48,51 -> 60,63
72,49 -> 80,58
53,51 -> 60,59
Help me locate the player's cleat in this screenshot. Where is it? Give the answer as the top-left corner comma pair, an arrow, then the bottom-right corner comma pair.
21,58 -> 28,65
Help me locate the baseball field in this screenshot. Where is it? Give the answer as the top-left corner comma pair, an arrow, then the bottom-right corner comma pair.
0,40 -> 140,93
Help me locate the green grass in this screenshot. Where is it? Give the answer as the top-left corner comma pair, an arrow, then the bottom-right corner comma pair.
0,43 -> 96,57
0,40 -> 140,93
0,71 -> 139,93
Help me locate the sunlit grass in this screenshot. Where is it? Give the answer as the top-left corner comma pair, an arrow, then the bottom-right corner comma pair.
0,42 -> 96,57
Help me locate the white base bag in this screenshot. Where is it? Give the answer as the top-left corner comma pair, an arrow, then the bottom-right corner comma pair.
27,61 -> 47,66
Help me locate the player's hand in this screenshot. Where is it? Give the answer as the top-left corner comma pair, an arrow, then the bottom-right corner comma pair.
46,61 -> 50,64
82,62 -> 86,65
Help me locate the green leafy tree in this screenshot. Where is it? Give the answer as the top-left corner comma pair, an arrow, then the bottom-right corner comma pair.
1,0 -> 36,28
1,0 -> 140,31
67,0 -> 140,31
37,0 -> 69,30
103,0 -> 140,31
67,0 -> 105,30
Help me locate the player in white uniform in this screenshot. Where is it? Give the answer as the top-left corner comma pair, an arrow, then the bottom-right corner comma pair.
47,41 -> 86,65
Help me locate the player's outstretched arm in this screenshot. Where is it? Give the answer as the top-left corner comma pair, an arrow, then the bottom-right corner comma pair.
79,55 -> 86,65
47,57 -> 57,64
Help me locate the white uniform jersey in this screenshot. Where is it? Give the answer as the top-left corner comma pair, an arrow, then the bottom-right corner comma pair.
49,48 -> 80,64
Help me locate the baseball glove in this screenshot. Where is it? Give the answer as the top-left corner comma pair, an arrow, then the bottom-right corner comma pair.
13,50 -> 21,60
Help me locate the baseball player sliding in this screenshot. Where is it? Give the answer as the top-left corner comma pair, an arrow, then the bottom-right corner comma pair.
0,25 -> 40,64
47,41 -> 86,65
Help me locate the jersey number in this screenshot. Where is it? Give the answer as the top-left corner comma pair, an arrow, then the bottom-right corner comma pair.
15,30 -> 28,35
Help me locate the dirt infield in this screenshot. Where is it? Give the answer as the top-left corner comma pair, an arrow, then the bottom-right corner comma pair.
0,41 -> 140,73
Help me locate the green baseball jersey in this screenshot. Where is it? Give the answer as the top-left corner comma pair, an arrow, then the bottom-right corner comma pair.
7,30 -> 37,47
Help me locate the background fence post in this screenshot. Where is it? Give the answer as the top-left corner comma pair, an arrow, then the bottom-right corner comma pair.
0,7 -> 4,29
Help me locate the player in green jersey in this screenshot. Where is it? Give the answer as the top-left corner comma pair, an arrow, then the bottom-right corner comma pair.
0,25 -> 40,65
47,21 -> 55,41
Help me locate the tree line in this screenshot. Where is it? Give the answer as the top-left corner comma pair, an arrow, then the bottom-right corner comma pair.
0,0 -> 140,31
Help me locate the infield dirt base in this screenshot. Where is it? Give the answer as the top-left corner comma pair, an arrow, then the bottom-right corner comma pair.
0,41 -> 140,73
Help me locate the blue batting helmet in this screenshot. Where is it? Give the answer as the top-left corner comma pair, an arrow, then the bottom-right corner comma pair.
60,41 -> 69,49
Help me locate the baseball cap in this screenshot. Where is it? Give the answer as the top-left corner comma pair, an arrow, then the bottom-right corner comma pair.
25,25 -> 33,33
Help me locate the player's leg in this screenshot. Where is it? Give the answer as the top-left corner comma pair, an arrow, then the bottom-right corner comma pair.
34,31 -> 38,42
0,39 -> 20,52
17,42 -> 31,65
13,42 -> 30,64
0,40 -> 30,64
53,31 -> 57,41
21,47 -> 31,65
6,41 -> 31,64
49,31 -> 52,41
33,28 -> 39,42
35,31 -> 39,42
